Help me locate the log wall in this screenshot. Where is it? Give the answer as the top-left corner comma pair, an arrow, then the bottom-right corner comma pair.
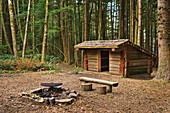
109,52 -> 121,75
87,50 -> 98,71
128,47 -> 151,75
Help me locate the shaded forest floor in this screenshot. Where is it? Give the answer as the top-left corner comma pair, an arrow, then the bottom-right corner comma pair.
0,64 -> 169,113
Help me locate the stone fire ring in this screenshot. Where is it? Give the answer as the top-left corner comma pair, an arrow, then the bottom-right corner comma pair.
19,83 -> 80,105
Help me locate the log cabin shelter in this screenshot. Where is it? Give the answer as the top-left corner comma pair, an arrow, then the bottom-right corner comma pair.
74,39 -> 156,77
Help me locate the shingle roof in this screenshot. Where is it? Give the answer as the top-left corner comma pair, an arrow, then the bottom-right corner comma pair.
74,39 -> 157,58
74,39 -> 129,48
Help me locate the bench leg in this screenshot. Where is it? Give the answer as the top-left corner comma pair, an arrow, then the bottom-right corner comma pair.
107,86 -> 112,92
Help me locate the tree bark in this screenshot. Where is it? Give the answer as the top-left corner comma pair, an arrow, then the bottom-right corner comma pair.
60,1 -> 68,62
8,0 -> 18,60
157,0 -> 170,81
98,0 -> 102,40
119,0 -> 124,39
95,1 -> 98,40
85,0 -> 88,41
134,0 -> 138,44
145,0 -> 149,50
137,0 -> 142,46
73,0 -> 78,66
0,0 -> 2,52
111,1 -> 113,40
22,0 -> 31,59
130,0 -> 134,42
32,0 -> 35,54
66,0 -> 70,64
41,0 -> 48,62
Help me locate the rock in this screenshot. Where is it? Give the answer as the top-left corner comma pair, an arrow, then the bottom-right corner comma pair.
68,93 -> 78,99
55,98 -> 74,103
70,90 -> 77,93
66,91 -> 70,95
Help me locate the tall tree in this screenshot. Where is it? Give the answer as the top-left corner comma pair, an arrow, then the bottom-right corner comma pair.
119,0 -> 124,39
66,0 -> 70,64
137,0 -> 142,46
85,0 -> 88,41
74,0 -> 78,66
130,0 -> 134,42
32,0 -> 35,54
60,1 -> 68,62
22,0 -> 31,59
98,0 -> 102,40
156,0 -> 170,80
0,0 -> 2,52
17,0 -> 24,42
8,0 -> 18,60
41,0 -> 49,62
145,0 -> 149,50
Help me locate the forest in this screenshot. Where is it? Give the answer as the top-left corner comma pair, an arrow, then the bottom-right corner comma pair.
0,0 -> 169,79
0,0 -> 170,112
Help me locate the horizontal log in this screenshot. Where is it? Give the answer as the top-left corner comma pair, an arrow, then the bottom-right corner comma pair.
129,69 -> 148,74
110,61 -> 120,65
88,68 -> 98,71
129,62 -> 148,67
88,59 -> 98,62
129,59 -> 148,63
88,62 -> 98,66
109,64 -> 120,68
109,68 -> 120,72
110,57 -> 120,61
88,65 -> 98,68
130,66 -> 148,70
109,71 -> 120,75
79,77 -> 118,87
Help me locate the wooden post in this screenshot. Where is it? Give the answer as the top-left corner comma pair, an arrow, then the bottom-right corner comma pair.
84,50 -> 87,70
124,46 -> 129,77
107,85 -> 112,92
148,57 -> 152,74
120,51 -> 124,76
98,50 -> 101,72
96,86 -> 106,94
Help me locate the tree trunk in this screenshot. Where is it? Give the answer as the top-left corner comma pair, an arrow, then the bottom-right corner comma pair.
145,0 -> 149,50
8,0 -> 18,60
17,0 -> 24,42
60,1 -> 68,62
32,0 -> 35,54
98,0 -> 102,40
119,0 -> 124,39
134,0 -> 138,44
85,0 -> 88,41
111,1 -> 113,40
157,0 -> 170,81
137,0 -> 142,46
22,0 -> 31,59
95,1 -> 98,40
0,0 -> 2,53
73,0 -> 78,66
41,0 -> 48,62
66,0 -> 70,64
130,0 -> 134,42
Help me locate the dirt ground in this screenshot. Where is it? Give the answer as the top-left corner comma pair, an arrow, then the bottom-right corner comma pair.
0,64 -> 170,113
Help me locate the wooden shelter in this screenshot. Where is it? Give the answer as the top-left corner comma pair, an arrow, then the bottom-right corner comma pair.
74,39 -> 156,77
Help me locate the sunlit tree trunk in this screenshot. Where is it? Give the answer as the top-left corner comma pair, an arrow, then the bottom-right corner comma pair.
74,0 -> 78,66
130,0 -> 134,42
95,1 -> 98,40
145,0 -> 149,50
32,0 -> 35,54
85,0 -> 88,41
119,0 -> 124,39
17,0 -> 24,42
137,0 -> 142,46
98,0 -> 102,40
111,1 -> 113,40
8,0 -> 18,60
157,0 -> 170,81
66,0 -> 70,64
0,0 -> 2,52
134,0 -> 138,44
41,0 -> 48,62
60,1 -> 68,63
22,0 -> 31,59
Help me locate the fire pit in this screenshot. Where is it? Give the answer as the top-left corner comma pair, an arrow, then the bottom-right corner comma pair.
20,83 -> 79,105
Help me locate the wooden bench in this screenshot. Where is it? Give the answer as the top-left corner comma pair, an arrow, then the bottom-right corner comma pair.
79,77 -> 119,92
